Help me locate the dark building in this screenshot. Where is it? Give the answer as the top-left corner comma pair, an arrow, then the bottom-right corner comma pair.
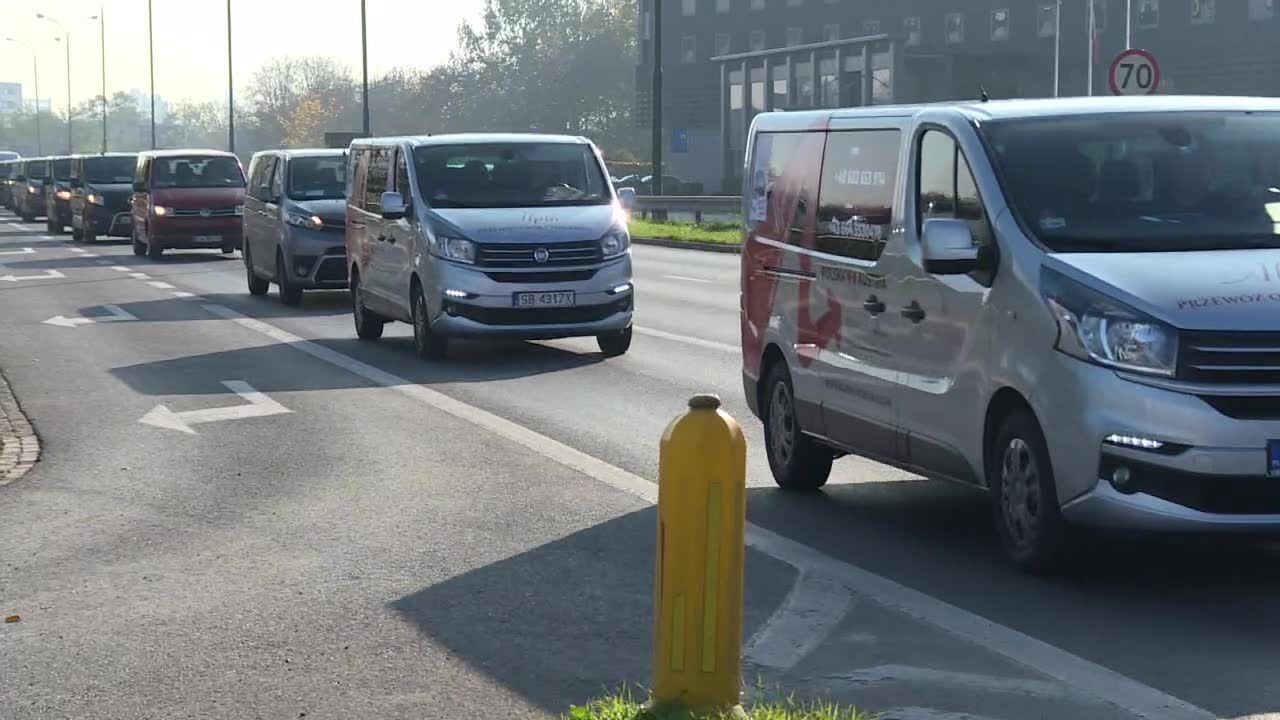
636,0 -> 1280,193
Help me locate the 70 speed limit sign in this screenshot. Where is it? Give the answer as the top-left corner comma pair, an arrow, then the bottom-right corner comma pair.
1109,49 -> 1161,96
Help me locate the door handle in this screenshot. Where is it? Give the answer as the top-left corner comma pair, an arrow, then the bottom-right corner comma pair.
377,234 -> 396,244
901,301 -> 926,323
863,295 -> 886,315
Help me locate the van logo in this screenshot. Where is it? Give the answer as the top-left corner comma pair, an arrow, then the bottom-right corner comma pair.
533,247 -> 550,263
199,208 -> 211,217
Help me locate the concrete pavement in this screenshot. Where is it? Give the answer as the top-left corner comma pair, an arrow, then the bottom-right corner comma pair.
0,212 -> 1273,719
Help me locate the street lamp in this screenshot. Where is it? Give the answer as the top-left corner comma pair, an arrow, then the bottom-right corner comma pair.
227,0 -> 235,154
148,0 -> 156,149
4,38 -> 42,155
36,13 -> 73,154
94,4 -> 107,153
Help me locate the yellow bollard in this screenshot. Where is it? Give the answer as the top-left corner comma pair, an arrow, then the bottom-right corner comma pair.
652,394 -> 748,715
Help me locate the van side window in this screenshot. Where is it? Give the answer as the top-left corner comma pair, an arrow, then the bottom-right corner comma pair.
815,129 -> 901,261
364,148 -> 390,213
917,129 -> 991,245
135,158 -> 149,187
250,157 -> 272,200
348,149 -> 367,207
269,158 -> 284,201
394,150 -> 412,211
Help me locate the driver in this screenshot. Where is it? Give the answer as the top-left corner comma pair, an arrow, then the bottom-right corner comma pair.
1157,148 -> 1214,213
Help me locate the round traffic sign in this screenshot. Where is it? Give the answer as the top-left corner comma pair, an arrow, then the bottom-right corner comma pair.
1109,49 -> 1161,96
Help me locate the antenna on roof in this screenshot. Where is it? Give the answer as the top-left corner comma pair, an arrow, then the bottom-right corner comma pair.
979,86 -> 991,103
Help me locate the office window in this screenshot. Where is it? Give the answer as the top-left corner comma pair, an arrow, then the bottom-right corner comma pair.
715,33 -> 731,55
1092,0 -> 1108,32
750,30 -> 767,51
786,27 -> 803,46
904,16 -> 922,46
1191,0 -> 1215,24
751,0 -> 765,9
717,0 -> 731,13
681,35 -> 697,63
815,130 -> 902,261
1250,0 -> 1274,20
863,19 -> 881,35
991,9 -> 1010,40
822,24 -> 840,42
1037,4 -> 1057,37
682,0 -> 696,16
946,13 -> 964,44
1137,0 -> 1158,28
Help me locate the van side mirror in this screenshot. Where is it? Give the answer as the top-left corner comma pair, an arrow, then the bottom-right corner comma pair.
922,218 -> 983,275
617,186 -> 637,211
381,191 -> 407,220
132,180 -> 146,193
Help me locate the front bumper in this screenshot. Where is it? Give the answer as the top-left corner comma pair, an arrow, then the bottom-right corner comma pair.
149,217 -> 242,249
88,207 -> 133,237
283,228 -> 348,289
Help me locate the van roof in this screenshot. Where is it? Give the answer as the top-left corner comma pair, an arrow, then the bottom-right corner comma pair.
139,149 -> 239,159
350,132 -> 591,149
73,152 -> 138,159
253,148 -> 347,159
755,95 -> 1280,132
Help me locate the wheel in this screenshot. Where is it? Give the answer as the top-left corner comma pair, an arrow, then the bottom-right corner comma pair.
132,226 -> 146,256
351,271 -> 385,341
412,285 -> 448,360
222,242 -> 237,255
147,235 -> 164,259
71,218 -> 83,242
277,250 -> 303,306
597,326 -> 632,357
244,243 -> 269,296
46,214 -> 58,233
990,409 -> 1073,573
762,361 -> 833,491
82,222 -> 96,244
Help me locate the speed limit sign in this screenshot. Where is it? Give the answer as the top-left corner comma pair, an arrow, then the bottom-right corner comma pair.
1109,48 -> 1161,96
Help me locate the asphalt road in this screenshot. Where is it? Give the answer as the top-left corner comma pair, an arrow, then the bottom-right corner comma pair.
0,213 -> 1276,720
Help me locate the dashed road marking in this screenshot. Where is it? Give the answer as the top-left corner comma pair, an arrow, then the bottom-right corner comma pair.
663,274 -> 715,284
148,281 -> 175,290
171,291 -> 195,299
635,325 -> 738,354
129,272 -> 150,279
110,266 -> 131,272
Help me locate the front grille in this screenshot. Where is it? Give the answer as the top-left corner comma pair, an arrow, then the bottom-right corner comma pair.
1200,395 -> 1280,420
484,269 -> 597,283
476,240 -> 601,268
1179,331 -> 1280,384
315,257 -> 347,283
1101,455 -> 1280,514
169,207 -> 238,218
323,246 -> 346,256
451,297 -> 631,326
321,219 -> 345,231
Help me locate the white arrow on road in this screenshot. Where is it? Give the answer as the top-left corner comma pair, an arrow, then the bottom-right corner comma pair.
138,380 -> 291,435
0,270 -> 64,282
0,247 -> 36,256
43,304 -> 138,328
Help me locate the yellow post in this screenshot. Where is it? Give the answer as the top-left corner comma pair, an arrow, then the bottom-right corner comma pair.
652,394 -> 748,714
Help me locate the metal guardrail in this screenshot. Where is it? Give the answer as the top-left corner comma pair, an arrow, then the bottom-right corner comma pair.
633,195 -> 741,223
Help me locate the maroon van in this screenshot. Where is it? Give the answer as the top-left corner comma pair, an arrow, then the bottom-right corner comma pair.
131,149 -> 246,259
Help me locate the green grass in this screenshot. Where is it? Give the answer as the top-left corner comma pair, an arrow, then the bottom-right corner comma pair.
629,218 -> 743,246
565,693 -> 873,720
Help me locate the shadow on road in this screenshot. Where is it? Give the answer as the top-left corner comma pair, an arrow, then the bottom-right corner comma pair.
83,292 -> 352,322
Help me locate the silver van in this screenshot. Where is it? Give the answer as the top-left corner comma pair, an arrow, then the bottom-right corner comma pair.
741,96 -> 1280,570
345,134 -> 633,359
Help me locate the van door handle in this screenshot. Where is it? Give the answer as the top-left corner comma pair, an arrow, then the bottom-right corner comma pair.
378,235 -> 395,244
901,301 -> 926,323
863,295 -> 886,315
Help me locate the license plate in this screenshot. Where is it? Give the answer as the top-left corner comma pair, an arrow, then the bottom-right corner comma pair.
1268,441 -> 1280,477
193,235 -> 222,243
513,291 -> 575,308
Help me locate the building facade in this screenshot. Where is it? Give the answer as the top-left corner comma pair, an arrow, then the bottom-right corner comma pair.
0,83 -> 22,115
637,0 -> 1280,193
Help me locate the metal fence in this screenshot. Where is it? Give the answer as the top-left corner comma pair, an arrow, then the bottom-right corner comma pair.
632,196 -> 741,224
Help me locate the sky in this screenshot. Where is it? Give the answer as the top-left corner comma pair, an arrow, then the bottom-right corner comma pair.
0,0 -> 485,112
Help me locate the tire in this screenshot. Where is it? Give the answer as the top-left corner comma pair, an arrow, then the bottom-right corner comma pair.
132,226 -> 146,256
412,285 -> 448,360
244,243 -> 269,296
222,242 -> 237,255
71,218 -> 83,242
989,409 -> 1073,573
82,221 -> 96,244
46,214 -> 58,233
351,271 -> 385,341
147,235 -> 164,259
762,361 -> 833,491
597,326 -> 632,357
277,250 -> 303,306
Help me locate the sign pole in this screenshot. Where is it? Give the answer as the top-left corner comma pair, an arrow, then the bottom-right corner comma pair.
1086,0 -> 1095,97
1126,0 -> 1133,48
1053,0 -> 1061,97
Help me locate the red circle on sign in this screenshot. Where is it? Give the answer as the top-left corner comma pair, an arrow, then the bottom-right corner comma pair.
1108,48 -> 1161,96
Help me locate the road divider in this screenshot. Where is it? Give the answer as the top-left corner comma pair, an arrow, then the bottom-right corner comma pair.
138,380 -> 291,435
43,304 -> 139,328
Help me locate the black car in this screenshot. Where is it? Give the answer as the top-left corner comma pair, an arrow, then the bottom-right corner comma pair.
0,160 -> 15,211
70,153 -> 138,243
14,158 -> 47,222
43,156 -> 74,233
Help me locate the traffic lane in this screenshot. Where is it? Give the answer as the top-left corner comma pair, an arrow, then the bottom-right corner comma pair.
632,244 -> 741,287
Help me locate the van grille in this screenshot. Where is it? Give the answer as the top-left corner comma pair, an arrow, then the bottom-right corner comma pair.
484,270 -> 597,283
476,240 -> 601,268
169,207 -> 239,218
1178,331 -> 1280,385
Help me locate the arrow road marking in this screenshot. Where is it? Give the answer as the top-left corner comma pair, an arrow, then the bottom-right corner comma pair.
138,380 -> 291,435
0,270 -> 64,282
42,304 -> 138,328
0,247 -> 36,256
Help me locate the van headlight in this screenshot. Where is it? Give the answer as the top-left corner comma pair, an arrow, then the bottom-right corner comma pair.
56,190 -> 72,200
1041,267 -> 1177,377
286,212 -> 323,230
87,193 -> 104,205
153,206 -> 173,217
601,226 -> 630,259
429,235 -> 476,264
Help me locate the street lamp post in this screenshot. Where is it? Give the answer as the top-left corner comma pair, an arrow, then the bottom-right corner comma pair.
148,0 -> 156,149
98,7 -> 107,153
37,14 -> 73,154
4,38 -> 42,155
227,0 -> 235,154
360,0 -> 370,136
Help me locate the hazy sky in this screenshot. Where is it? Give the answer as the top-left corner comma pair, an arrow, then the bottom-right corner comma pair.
1,0 -> 485,111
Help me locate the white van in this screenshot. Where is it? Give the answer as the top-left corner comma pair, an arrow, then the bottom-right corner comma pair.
741,96 -> 1280,570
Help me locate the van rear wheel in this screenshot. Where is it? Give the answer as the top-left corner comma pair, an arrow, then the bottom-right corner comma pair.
763,362 -> 832,491
989,409 -> 1073,573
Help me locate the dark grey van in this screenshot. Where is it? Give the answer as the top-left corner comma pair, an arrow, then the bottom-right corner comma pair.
43,156 -> 74,233
70,153 -> 139,242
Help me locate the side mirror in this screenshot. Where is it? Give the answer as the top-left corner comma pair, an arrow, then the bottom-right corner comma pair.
617,186 -> 637,211
381,191 -> 406,220
132,180 -> 146,193
922,218 -> 982,275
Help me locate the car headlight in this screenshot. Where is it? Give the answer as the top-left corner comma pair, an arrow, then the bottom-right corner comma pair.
56,190 -> 71,200
27,186 -> 37,194
286,212 -> 323,230
1041,267 -> 1177,377
87,193 -> 104,206
601,226 -> 630,259
233,204 -> 245,217
429,235 -> 476,264
153,206 -> 173,217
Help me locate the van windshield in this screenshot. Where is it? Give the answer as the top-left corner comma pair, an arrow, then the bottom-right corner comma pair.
152,156 -> 245,189
85,156 -> 136,184
984,112 -> 1280,252
413,142 -> 609,209
288,155 -> 346,200
52,159 -> 71,180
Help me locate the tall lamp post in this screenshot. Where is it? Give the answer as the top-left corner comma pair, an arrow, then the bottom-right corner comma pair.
4,38 -> 43,155
36,14 -> 73,154
226,0 -> 235,154
360,0 -> 370,136
97,4 -> 107,153
148,0 -> 156,149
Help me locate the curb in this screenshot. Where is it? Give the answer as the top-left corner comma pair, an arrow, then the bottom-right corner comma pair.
0,368 -> 39,488
633,237 -> 742,254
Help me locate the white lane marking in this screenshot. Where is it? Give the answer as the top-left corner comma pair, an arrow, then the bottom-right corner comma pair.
129,272 -> 150,279
195,302 -> 1212,720
821,665 -> 1074,701
5,222 -> 23,230
148,281 -> 175,289
40,235 -> 55,240
663,274 -> 714,284
744,571 -> 852,670
110,266 -> 131,272
137,380 -> 291,435
70,248 -> 89,254
635,325 -> 738,354
171,291 -> 195,299
43,304 -> 138,328
0,270 -> 64,282
0,247 -> 36,256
